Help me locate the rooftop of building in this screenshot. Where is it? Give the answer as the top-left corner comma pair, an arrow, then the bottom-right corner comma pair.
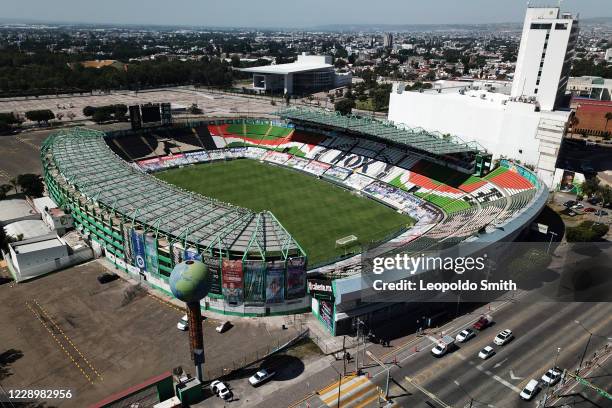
4,219 -> 51,240
240,53 -> 333,75
0,198 -> 37,225
9,233 -> 66,254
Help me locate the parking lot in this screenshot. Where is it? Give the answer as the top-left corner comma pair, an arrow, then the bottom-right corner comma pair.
0,87 -> 278,123
0,260 -> 294,407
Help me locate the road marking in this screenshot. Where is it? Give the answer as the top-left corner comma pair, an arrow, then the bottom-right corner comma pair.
509,370 -> 524,381
319,375 -> 384,407
404,376 -> 452,408
33,299 -> 103,381
25,301 -> 94,385
493,358 -> 508,368
455,352 -> 521,394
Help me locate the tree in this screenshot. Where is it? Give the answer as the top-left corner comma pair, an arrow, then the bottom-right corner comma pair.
605,112 -> 612,131
25,109 -> 55,125
334,98 -> 356,116
93,109 -> 112,123
0,184 -> 11,200
0,225 -> 9,257
8,178 -> 18,194
83,106 -> 96,117
16,174 -> 44,197
230,55 -> 241,68
581,177 -> 600,198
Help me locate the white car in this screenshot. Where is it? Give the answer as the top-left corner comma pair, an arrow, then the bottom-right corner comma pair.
494,329 -> 513,346
177,314 -> 188,331
455,328 -> 476,343
478,346 -> 495,360
541,367 -> 562,386
520,379 -> 540,400
248,369 -> 275,386
210,380 -> 232,400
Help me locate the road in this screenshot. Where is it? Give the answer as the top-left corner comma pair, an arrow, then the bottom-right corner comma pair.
363,300 -> 612,408
278,298 -> 612,408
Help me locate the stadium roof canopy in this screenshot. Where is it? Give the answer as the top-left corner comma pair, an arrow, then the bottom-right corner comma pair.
43,128 -> 303,260
277,107 -> 483,156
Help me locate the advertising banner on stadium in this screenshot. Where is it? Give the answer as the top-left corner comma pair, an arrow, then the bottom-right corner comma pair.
319,300 -> 334,333
122,227 -> 133,264
184,247 -> 202,261
286,257 -> 306,299
144,234 -> 159,275
243,261 -> 266,305
266,261 -> 285,304
202,255 -> 222,295
130,229 -> 146,271
222,259 -> 243,304
171,243 -> 183,265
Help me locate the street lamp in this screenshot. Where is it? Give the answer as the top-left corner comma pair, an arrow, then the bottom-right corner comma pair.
575,320 -> 593,372
574,320 -> 612,372
453,380 -> 473,408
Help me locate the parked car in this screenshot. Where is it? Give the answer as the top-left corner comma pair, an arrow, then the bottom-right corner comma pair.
210,380 -> 232,400
493,329 -> 514,346
520,379 -> 541,400
478,346 -> 495,360
216,321 -> 231,333
455,328 -> 476,343
248,369 -> 275,386
583,207 -> 597,213
588,197 -> 602,205
97,273 -> 119,284
571,203 -> 584,210
563,200 -> 576,208
541,367 -> 562,386
177,314 -> 188,331
595,210 -> 608,216
473,315 -> 492,331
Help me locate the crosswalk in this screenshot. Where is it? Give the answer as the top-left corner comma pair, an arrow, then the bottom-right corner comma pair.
317,374 -> 397,408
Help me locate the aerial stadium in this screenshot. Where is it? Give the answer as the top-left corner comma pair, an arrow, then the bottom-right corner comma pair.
41,107 -> 547,333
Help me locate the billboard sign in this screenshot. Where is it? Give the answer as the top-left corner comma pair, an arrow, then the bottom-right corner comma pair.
286,257 -> 306,299
144,234 -> 159,275
266,261 -> 285,304
243,261 -> 266,304
203,255 -> 222,295
222,259 -> 243,304
130,229 -> 146,271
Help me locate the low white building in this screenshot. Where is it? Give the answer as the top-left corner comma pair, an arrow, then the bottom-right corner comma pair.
241,53 -> 352,95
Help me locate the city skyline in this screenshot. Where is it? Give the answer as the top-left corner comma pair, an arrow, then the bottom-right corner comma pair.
2,0 -> 611,29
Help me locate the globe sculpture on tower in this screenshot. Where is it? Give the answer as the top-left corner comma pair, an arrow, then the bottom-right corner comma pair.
170,260 -> 211,382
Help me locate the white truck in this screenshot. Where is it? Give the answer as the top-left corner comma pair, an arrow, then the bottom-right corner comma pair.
431,335 -> 455,357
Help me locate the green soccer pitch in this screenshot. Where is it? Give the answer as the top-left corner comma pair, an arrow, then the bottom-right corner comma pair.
156,159 -> 414,265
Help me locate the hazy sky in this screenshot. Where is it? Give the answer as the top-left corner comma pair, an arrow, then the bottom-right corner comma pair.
3,0 -> 610,28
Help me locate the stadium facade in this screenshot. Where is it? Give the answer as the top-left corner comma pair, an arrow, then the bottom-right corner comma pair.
42,110 -> 547,333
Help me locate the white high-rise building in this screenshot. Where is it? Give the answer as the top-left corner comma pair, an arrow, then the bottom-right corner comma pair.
511,7 -> 579,111
387,6 -> 580,188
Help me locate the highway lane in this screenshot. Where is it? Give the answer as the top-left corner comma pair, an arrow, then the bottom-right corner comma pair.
370,301 -> 612,407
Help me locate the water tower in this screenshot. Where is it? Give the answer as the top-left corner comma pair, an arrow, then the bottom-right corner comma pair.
169,260 -> 211,381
